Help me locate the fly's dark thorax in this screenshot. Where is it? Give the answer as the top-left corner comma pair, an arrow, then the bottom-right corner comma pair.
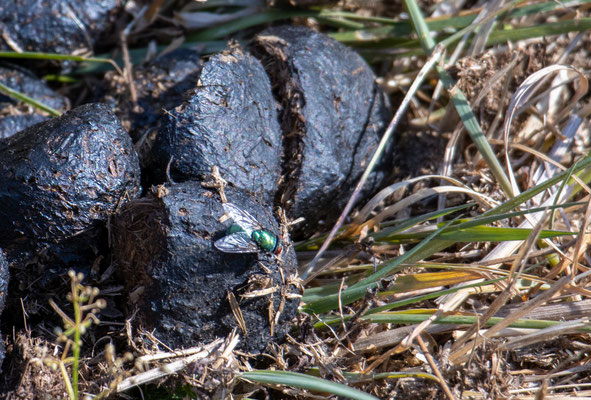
227,224 -> 244,235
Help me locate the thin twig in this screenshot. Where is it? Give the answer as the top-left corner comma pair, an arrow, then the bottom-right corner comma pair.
120,30 -> 138,110
416,335 -> 456,400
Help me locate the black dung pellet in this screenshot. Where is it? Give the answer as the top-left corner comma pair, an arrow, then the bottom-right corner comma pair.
0,64 -> 69,112
0,0 -> 121,57
0,114 -> 48,140
112,182 -> 300,353
0,103 -> 141,252
103,47 -> 204,143
0,250 -> 9,368
251,25 -> 393,237
151,47 -> 282,204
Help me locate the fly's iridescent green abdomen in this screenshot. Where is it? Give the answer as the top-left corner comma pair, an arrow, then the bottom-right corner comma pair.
252,229 -> 279,254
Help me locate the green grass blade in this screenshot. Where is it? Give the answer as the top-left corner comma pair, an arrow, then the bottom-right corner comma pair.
363,312 -> 573,330
0,51 -> 115,64
303,220 -> 458,314
404,0 -> 515,196
384,226 -> 572,242
0,81 -> 61,117
344,370 -> 440,383
73,41 -> 230,75
43,74 -> 79,83
297,203 -> 472,250
487,17 -> 591,46
373,201 -> 585,243
240,370 -> 380,400
303,282 -> 344,304
450,201 -> 586,231
305,199 -> 584,251
481,156 -> 591,217
332,1 -> 591,44
368,203 -> 474,239
188,10 -> 317,41
0,51 -> 120,75
358,17 -> 591,60
303,157 -> 591,313
404,0 -> 435,51
442,70 -> 514,197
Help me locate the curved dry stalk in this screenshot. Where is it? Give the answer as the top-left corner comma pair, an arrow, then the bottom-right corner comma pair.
503,65 -> 588,196
353,186 -> 497,235
355,174 -> 492,225
116,337 -> 234,393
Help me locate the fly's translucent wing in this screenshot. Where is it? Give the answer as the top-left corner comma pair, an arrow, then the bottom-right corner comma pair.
223,202 -> 263,235
214,232 -> 259,253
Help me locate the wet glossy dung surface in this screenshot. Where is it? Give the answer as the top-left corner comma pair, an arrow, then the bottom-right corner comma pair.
113,182 -> 300,353
0,103 -> 141,252
152,47 -> 282,204
0,0 -> 121,56
252,25 -> 393,238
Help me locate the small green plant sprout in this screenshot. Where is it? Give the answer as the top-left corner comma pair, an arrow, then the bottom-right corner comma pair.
46,270 -> 106,400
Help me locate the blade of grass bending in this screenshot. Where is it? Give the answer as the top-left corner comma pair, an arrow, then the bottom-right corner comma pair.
355,185 -> 496,234
0,82 -> 61,117
437,163 -> 591,309
344,370 -> 439,383
303,218 -> 457,314
384,226 -> 572,243
437,99 -> 589,313
373,200 -> 585,243
355,175 -> 473,223
546,116 -> 582,229
481,155 -> 591,218
0,51 -> 121,74
240,370 -> 379,400
188,10 -> 317,41
332,1 -> 590,44
503,66 -> 588,196
304,154 -> 591,313
438,157 -> 591,309
406,0 -> 514,196
300,44 -> 445,282
363,311 -> 578,331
